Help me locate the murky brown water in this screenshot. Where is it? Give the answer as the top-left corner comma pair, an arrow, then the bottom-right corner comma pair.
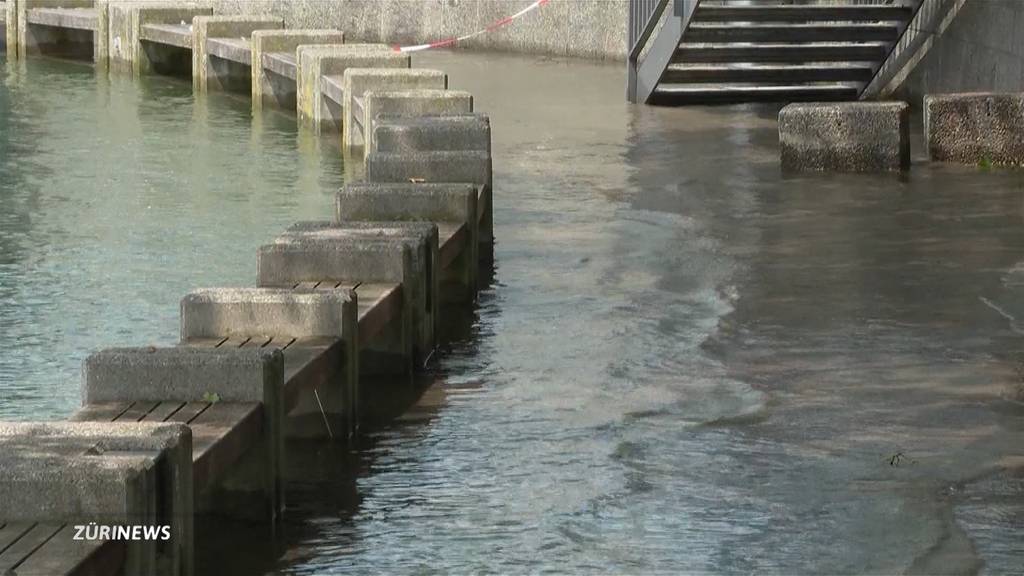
2,49 -> 1023,574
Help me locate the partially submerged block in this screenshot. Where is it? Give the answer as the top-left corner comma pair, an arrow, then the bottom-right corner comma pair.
925,92 -> 1024,166
180,288 -> 358,439
17,0 -> 107,63
107,2 -> 211,75
250,29 -> 345,111
342,68 -> 448,154
362,89 -> 474,154
365,150 -> 494,258
83,347 -> 284,522
337,182 -> 479,302
191,15 -> 282,92
373,113 -> 491,154
257,239 -> 415,378
779,101 -> 910,172
0,421 -> 192,575
295,44 -> 404,131
279,221 -> 439,368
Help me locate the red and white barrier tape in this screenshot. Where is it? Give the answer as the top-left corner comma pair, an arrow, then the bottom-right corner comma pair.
393,0 -> 550,53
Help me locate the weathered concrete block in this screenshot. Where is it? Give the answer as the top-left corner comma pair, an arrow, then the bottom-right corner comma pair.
17,0 -> 106,63
257,239 -> 415,377
341,68 -> 447,154
779,102 -> 911,172
336,182 -> 479,302
279,221 -> 438,368
365,150 -> 494,257
925,92 -> 1024,166
181,287 -> 356,342
191,15 -> 282,92
295,44 -> 403,131
107,2 -> 210,75
250,29 -> 344,111
0,421 -> 192,576
372,113 -> 491,154
180,288 -> 358,440
83,346 -> 284,523
4,0 -> 17,57
362,89 -> 474,154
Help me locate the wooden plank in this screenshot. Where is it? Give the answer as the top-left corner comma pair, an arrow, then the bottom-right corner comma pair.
321,74 -> 344,105
217,336 -> 250,349
26,8 -> 98,31
166,402 -> 211,425
262,51 -> 297,81
15,525 -> 124,576
113,401 -> 160,423
0,523 -> 62,572
206,37 -> 251,65
438,222 -> 467,270
0,522 -> 35,557
355,283 -> 402,343
189,402 -> 262,493
139,22 -> 192,49
240,336 -> 273,349
141,401 -> 186,423
68,402 -> 132,423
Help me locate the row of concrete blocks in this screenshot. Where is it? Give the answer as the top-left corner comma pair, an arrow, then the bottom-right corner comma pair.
0,112 -> 493,575
780,92 -> 1024,172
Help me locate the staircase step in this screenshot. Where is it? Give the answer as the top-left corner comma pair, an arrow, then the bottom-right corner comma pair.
650,83 -> 861,105
674,42 -> 890,63
686,22 -> 901,43
663,62 -> 876,84
693,4 -> 915,23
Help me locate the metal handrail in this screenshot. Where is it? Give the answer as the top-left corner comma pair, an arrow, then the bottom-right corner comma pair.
628,0 -> 670,62
627,0 -> 701,103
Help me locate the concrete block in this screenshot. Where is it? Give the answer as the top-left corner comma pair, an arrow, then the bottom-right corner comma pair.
295,45 -> 406,132
4,0 -> 16,57
180,287 -> 359,440
365,150 -> 494,257
107,2 -> 211,75
0,421 -> 192,576
278,221 -> 438,367
779,102 -> 911,172
336,182 -> 479,302
257,239 -> 415,377
191,15 -> 282,92
17,0 -> 105,63
181,287 -> 356,342
82,346 -> 284,523
362,89 -> 474,154
341,68 -> 447,154
250,29 -> 344,111
372,113 -> 491,154
925,92 -> 1024,166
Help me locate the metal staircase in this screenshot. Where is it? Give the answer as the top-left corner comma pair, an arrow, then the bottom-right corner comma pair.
627,0 -> 924,105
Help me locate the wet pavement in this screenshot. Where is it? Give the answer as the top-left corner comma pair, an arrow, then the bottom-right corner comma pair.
2,50 -> 1023,574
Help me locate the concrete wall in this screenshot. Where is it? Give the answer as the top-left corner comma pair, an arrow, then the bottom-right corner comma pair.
901,0 -> 1024,101
208,0 -> 628,60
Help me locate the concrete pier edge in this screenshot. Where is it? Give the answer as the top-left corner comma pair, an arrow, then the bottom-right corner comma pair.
1,8 -> 495,575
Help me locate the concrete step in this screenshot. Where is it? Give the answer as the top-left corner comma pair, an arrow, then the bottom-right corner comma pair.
693,4 -> 915,23
663,62 -> 876,84
674,42 -> 890,63
686,22 -> 901,43
650,82 -> 861,105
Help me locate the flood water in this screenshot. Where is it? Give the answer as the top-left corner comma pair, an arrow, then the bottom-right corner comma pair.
3,51 -> 1024,575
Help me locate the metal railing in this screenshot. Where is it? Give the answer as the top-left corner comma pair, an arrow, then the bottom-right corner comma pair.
627,0 -> 700,103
